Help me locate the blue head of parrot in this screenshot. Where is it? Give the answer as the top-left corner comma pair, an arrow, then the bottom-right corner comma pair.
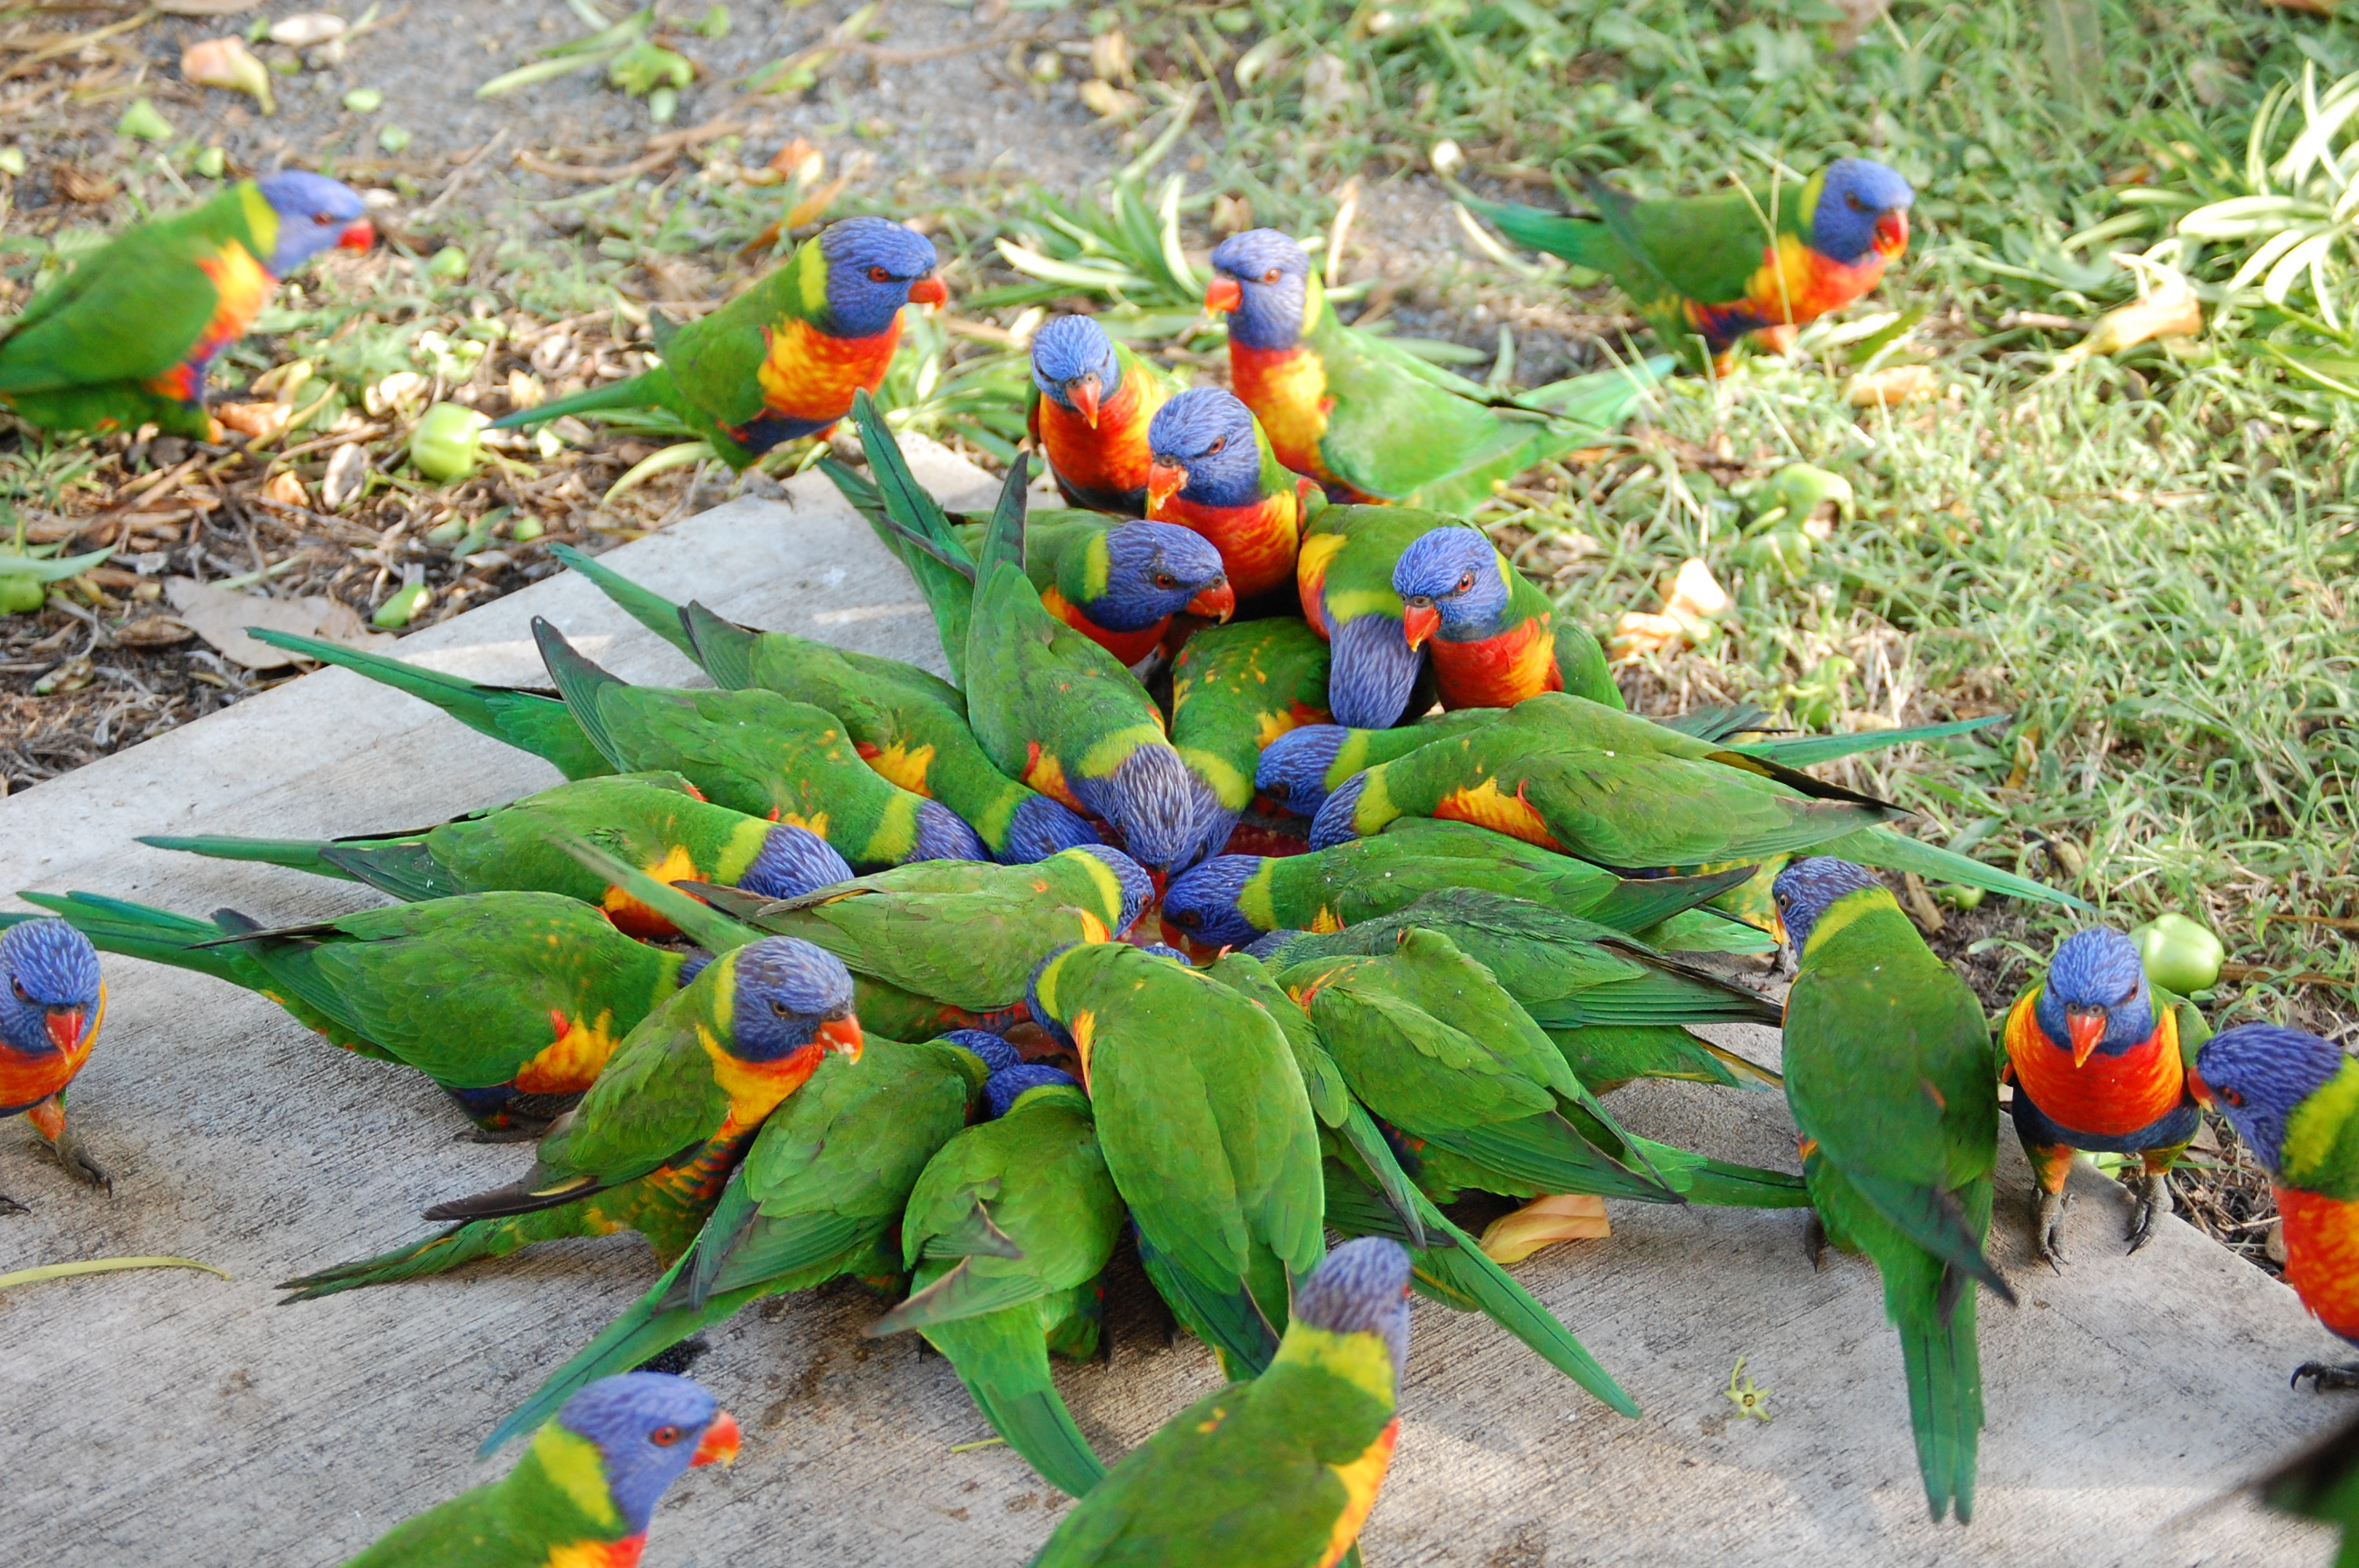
1810,158 -> 1915,267
743,822 -> 854,901
1769,856 -> 1882,955
1206,227 -> 1314,352
911,800 -> 990,864
1031,314 -> 1124,424
0,918 -> 102,1063
1392,527 -> 1508,650
985,1062 -> 1081,1119
998,795 -> 1107,866
1256,724 -> 1350,818
1147,387 -> 1264,510
1070,841 -> 1155,935
1324,614 -> 1423,731
1158,855 -> 1269,954
254,172 -> 373,274
1071,744 -> 1223,874
943,1029 -> 1023,1076
1308,771 -> 1371,851
728,936 -> 860,1063
555,1372 -> 737,1535
1089,522 -> 1234,632
818,216 -> 945,337
1292,1236 -> 1414,1392
2036,926 -> 2155,1067
2189,1024 -> 2349,1177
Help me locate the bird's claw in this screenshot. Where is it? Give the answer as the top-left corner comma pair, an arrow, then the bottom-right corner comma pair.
2292,1361 -> 2359,1393
42,1133 -> 111,1193
0,1192 -> 25,1216
1803,1212 -> 1827,1272
2034,1188 -> 2070,1269
2125,1172 -> 2172,1254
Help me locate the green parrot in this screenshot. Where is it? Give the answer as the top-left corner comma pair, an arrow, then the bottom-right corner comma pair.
481,1032 -> 994,1454
1293,503 -> 1451,729
280,935 -> 864,1299
343,1371 -> 738,1567
868,1058 -> 1127,1499
1772,857 -> 2014,1523
0,172 -> 373,440
1169,618 -> 1332,837
4,889 -> 699,1136
1027,311 -> 1183,516
1028,1237 -> 1412,1568
485,216 -> 945,470
138,773 -> 850,938
1029,940 -> 1324,1378
545,543 -> 1103,865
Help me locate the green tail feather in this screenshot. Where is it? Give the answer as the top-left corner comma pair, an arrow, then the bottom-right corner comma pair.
1630,1138 -> 1811,1207
1463,194 -> 1625,274
317,841 -> 461,902
1583,866 -> 1759,934
547,542 -> 700,660
681,602 -> 761,689
838,390 -> 978,684
486,372 -> 661,430
1136,1232 -> 1279,1377
1524,973 -> 1783,1030
138,833 -> 354,879
924,1307 -> 1107,1497
280,1205 -> 586,1300
1641,908 -> 1779,956
1897,1269 -> 1983,1523
531,619 -> 631,770
13,891 -> 258,987
1650,703 -> 1772,742
1826,826 -> 2088,912
1733,715 -> 2006,768
1430,1115 -> 1677,1205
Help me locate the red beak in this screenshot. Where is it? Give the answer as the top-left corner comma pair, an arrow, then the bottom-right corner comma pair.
690,1410 -> 741,1468
816,1014 -> 864,1062
1874,209 -> 1908,257
1159,920 -> 1221,963
2065,1007 -> 2106,1069
2186,1064 -> 2213,1109
1187,579 -> 1236,622
44,1006 -> 86,1056
1147,460 -> 1188,513
1401,603 -> 1440,651
1064,374 -> 1103,428
1205,275 -> 1243,313
907,275 -> 947,307
338,219 -> 376,252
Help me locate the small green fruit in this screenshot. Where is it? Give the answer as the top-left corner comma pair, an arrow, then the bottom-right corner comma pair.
118,98 -> 175,143
427,245 -> 469,279
377,124 -> 413,154
343,87 -> 384,113
409,402 -> 488,482
510,516 -> 546,543
373,579 -> 431,629
2131,913 -> 2224,995
1734,526 -> 1815,583
0,148 -> 27,178
0,575 -> 47,615
1760,463 -> 1853,525
191,145 -> 227,179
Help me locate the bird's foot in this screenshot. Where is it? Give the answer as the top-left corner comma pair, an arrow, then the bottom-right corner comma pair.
2126,1171 -> 2173,1254
38,1131 -> 111,1192
1803,1212 -> 1827,1271
2293,1361 -> 2359,1393
2034,1188 -> 2070,1269
0,1192 -> 25,1216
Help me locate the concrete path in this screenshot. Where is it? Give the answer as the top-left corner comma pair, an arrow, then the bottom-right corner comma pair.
0,441 -> 2344,1566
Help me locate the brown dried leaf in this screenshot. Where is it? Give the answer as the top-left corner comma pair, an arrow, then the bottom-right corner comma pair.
113,616 -> 197,649
158,0 -> 264,14
164,578 -> 393,670
54,166 -> 120,205
1845,364 -> 1938,408
213,401 -> 291,443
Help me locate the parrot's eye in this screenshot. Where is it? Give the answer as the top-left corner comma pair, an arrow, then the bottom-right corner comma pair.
1454,572 -> 1474,593
1154,573 -> 1176,589
772,999 -> 792,1018
867,265 -> 893,282
313,211 -> 336,226
1262,267 -> 1282,283
1176,910 -> 1199,927
9,978 -> 26,1004
649,1425 -> 683,1447
1847,194 -> 1867,212
2220,1086 -> 2245,1108
1205,437 -> 1226,456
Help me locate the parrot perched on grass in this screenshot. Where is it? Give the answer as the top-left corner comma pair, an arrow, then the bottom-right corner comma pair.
547,543 -> 1100,864
2188,1023 -> 2359,1392
1169,618 -> 1332,849
6,889 -> 706,1138
0,172 -> 372,441
1389,524 -> 1619,711
140,773 -> 848,938
1028,313 -> 1181,516
868,1058 -> 1126,1498
1205,227 -> 1667,510
488,216 -> 943,468
484,1033 -> 999,1454
281,935 -> 862,1298
1772,857 -> 2013,1524
2000,926 -> 2205,1264
1292,504 -> 1448,729
0,919 -> 106,1209
343,1372 -> 737,1568
1029,939 -> 1324,1377
1028,1237 -> 1411,1568
1465,158 -> 1914,376
1144,387 -> 1318,604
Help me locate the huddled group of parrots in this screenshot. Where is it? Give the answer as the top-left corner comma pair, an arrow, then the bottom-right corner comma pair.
5,147 -> 2359,1566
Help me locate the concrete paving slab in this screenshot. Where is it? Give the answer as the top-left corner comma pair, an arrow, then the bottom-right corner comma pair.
0,441 -> 2346,1567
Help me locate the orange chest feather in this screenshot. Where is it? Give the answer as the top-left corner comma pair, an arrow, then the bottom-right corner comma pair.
2003,993 -> 2186,1138
514,1009 -> 620,1096
1430,616 -> 1558,710
1430,774 -> 1565,853
757,316 -> 901,421
2276,1186 -> 2359,1341
1042,586 -> 1164,666
1035,379 -> 1156,495
1228,343 -> 1333,481
1737,237 -> 1889,327
1315,1418 -> 1400,1568
545,1537 -> 644,1568
601,843 -> 704,939
0,984 -> 104,1115
1151,488 -> 1303,601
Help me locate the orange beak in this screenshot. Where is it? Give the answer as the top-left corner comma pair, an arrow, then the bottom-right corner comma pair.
338,219 -> 376,252
690,1410 -> 741,1468
2186,1064 -> 2214,1109
1159,920 -> 1222,963
1401,603 -> 1439,651
1874,209 -> 1908,257
907,274 -> 947,307
817,1013 -> 864,1062
44,1006 -> 86,1056
1147,460 -> 1188,513
2065,1007 -> 2106,1069
1205,274 -> 1242,313
1064,374 -> 1103,428
1187,579 -> 1236,622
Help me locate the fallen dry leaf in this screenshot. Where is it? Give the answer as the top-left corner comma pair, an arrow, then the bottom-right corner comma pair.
214,401 -> 291,443
1078,78 -> 1143,121
158,0 -> 263,13
54,166 -> 119,205
182,36 -> 274,116
319,443 -> 370,510
2058,272 -> 2203,367
112,616 -> 197,649
267,13 -> 345,46
1479,1193 -> 1611,1265
165,578 -> 393,670
1845,363 -> 1938,408
262,471 -> 308,509
1663,556 -> 1730,620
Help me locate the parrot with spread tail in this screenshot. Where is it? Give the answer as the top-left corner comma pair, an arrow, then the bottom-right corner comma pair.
1145,387 -> 1318,604
488,216 -> 943,468
0,919 -> 107,1207
280,935 -> 862,1298
1388,524 -> 1619,711
1205,227 -> 1667,510
1169,618 -> 1332,855
343,1372 -> 737,1567
1773,857 -> 2013,1523
1466,158 -> 1914,376
1028,313 -> 1181,516
1028,1237 -> 1411,1568
2001,926 -> 2205,1264
0,172 -> 372,440
547,543 -> 1100,864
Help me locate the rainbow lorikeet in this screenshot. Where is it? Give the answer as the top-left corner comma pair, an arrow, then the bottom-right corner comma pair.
488,216 -> 943,468
1773,858 -> 2014,1523
1389,524 -> 1619,712
282,935 -> 862,1299
869,1059 -> 1126,1498
1029,939 -> 1324,1377
547,543 -> 1100,864
1257,712 -> 1502,818
1293,504 -> 1448,729
1144,387 -> 1318,604
1466,158 -> 1914,376
1205,227 -> 1667,509
140,772 -> 847,938
936,507 -> 1235,668
7,889 -> 703,1138
2189,1023 -> 2359,1392
1169,618 -> 1332,848
1028,313 -> 1181,516
343,1371 -> 738,1568
0,918 -> 106,1209
1029,1237 -> 1411,1568
2000,926 -> 2205,1264
0,172 -> 371,441
483,1032 -> 998,1455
